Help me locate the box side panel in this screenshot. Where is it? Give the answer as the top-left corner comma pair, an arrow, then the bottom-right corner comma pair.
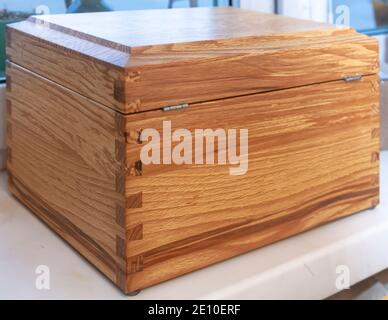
6,63 -> 127,290
124,76 -> 380,292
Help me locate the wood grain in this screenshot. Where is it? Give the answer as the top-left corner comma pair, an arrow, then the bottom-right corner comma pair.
6,63 -> 127,290
123,75 -> 380,292
7,8 -> 378,113
6,64 -> 380,295
30,8 -> 337,50
6,25 -> 127,112
5,8 -> 380,294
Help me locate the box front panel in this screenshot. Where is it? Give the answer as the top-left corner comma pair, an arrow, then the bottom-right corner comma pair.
124,76 -> 380,292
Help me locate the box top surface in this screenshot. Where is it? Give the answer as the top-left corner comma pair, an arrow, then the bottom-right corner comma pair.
31,7 -> 336,53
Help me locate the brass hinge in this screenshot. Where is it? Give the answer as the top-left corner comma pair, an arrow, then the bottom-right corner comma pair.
162,103 -> 189,112
343,75 -> 362,82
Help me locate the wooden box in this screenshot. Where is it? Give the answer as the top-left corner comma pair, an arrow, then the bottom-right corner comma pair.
5,8 -> 380,294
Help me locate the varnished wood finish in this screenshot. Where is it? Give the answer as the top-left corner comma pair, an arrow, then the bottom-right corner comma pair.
122,75 -> 380,292
7,8 -> 378,113
6,63 -> 127,290
29,8 -> 337,49
6,8 -> 380,294
6,24 -> 127,112
7,63 -> 380,295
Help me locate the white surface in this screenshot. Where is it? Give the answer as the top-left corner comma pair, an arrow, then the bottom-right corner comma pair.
0,84 -> 6,170
0,153 -> 387,300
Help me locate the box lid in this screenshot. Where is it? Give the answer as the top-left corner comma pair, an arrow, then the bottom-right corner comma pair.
6,7 -> 378,114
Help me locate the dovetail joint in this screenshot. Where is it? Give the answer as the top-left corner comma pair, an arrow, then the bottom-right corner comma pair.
372,152 -> 380,163
114,79 -> 125,103
6,75 -> 11,92
371,128 -> 380,139
128,255 -> 144,274
116,235 -> 126,259
129,160 -> 143,176
6,121 -> 12,140
115,174 -> 125,195
126,192 -> 143,209
6,100 -> 12,117
126,130 -> 143,145
116,267 -> 127,292
115,138 -> 126,162
116,204 -> 126,227
7,148 -> 12,165
127,224 -> 143,241
115,113 -> 126,136
127,71 -> 141,83
6,27 -> 12,47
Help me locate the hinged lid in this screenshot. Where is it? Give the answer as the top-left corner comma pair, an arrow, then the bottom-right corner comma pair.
6,7 -> 378,114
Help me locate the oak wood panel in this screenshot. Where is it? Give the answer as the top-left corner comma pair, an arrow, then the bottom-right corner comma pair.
7,9 -> 378,114
6,63 -> 127,289
123,76 -> 380,292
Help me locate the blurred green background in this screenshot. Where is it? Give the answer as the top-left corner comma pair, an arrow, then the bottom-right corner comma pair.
0,14 -> 29,79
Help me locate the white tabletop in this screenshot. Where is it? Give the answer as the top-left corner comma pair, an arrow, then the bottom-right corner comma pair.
1,152 -> 387,300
